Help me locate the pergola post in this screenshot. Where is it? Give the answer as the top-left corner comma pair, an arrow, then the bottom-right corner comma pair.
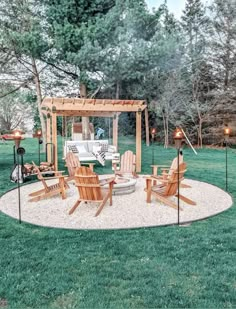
113,113 -> 119,151
46,113 -> 52,163
52,112 -> 58,170
145,108 -> 150,146
136,110 -> 142,172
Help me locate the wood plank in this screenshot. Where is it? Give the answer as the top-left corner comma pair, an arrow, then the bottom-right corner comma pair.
55,111 -> 119,117
136,111 -> 142,173
113,114 -> 118,151
46,115 -> 51,163
42,102 -> 147,113
42,97 -> 145,106
145,108 -> 150,146
52,113 -> 58,171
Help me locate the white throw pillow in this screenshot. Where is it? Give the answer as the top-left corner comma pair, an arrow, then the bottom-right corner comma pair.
76,145 -> 87,153
92,145 -> 102,153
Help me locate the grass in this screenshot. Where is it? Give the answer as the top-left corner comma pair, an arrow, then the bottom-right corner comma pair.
0,136 -> 236,308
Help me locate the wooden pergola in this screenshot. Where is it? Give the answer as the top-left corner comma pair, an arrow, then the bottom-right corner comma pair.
41,97 -> 150,172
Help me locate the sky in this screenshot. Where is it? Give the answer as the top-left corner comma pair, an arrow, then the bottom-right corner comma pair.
146,0 -> 212,19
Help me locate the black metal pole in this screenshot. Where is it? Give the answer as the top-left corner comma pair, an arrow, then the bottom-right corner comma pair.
177,148 -> 180,225
226,140 -> 228,191
13,145 -> 16,164
17,153 -> 21,224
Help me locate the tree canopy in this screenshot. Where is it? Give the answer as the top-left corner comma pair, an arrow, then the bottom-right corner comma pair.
0,0 -> 235,146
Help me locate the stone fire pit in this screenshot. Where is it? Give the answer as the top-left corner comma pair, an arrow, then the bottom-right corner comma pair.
102,176 -> 137,195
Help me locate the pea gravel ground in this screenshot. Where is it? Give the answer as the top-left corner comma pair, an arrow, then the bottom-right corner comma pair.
0,177 -> 233,229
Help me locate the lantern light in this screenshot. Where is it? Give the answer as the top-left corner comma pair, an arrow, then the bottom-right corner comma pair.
151,128 -> 156,135
173,128 -> 183,149
12,129 -> 23,148
224,126 -> 231,137
36,129 -> 42,138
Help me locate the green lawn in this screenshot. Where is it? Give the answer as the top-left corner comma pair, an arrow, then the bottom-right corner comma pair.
0,137 -> 235,308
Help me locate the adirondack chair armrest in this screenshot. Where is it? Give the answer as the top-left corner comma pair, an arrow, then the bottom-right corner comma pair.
82,162 -> 96,171
151,164 -> 170,176
54,170 -> 65,175
145,175 -> 169,183
44,175 -> 68,180
100,177 -> 115,186
82,163 -> 95,166
151,165 -> 169,168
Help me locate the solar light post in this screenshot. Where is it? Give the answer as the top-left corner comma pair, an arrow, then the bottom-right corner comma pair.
12,130 -> 25,224
151,128 -> 156,165
35,129 -> 43,165
174,128 -> 184,225
224,126 -> 231,192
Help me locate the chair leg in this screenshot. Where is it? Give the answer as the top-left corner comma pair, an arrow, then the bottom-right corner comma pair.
178,194 -> 196,205
95,194 -> 110,217
59,178 -> 67,199
152,192 -> 183,211
180,183 -> 192,189
109,182 -> 113,206
29,190 -> 60,202
69,200 -> 81,215
146,179 -> 152,203
29,188 -> 46,197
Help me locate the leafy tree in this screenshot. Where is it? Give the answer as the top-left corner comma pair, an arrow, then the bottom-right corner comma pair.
0,0 -> 50,143
0,84 -> 33,131
181,0 -> 210,147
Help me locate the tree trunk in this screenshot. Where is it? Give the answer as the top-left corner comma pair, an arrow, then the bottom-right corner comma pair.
31,58 -> 46,150
162,110 -> 169,148
115,80 -> 120,99
197,118 -> 203,148
80,83 -> 90,140
224,32 -> 231,91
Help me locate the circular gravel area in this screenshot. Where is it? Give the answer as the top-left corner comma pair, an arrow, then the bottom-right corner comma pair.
0,177 -> 233,229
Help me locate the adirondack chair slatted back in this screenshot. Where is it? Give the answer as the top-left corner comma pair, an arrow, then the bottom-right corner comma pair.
65,152 -> 81,177
167,154 -> 184,177
32,162 -> 50,192
163,162 -> 186,196
74,166 -> 103,201
120,150 -> 136,173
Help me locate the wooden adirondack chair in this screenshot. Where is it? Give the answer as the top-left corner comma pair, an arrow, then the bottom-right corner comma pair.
69,166 -> 115,217
65,152 -> 95,182
28,162 -> 69,202
151,154 -> 191,188
113,150 -> 138,178
146,162 -> 196,210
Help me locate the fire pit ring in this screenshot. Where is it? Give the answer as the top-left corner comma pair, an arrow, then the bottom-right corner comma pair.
101,176 -> 137,195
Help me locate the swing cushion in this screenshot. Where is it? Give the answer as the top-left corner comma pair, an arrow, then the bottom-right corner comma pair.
76,145 -> 87,153
64,140 -> 116,162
